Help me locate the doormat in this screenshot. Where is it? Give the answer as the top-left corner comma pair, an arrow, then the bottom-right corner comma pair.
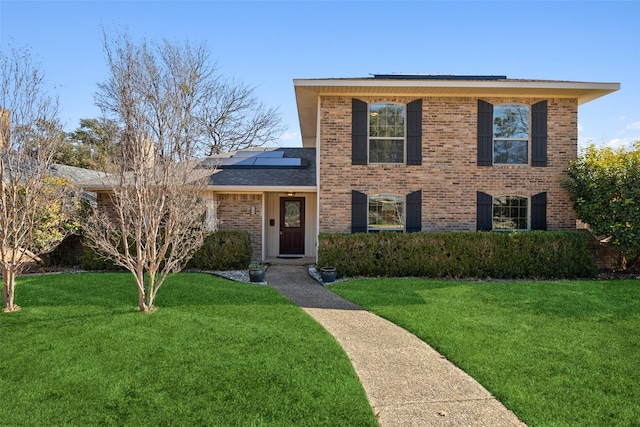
277,255 -> 305,259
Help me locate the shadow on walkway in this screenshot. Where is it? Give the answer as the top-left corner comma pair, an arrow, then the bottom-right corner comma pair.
266,264 -> 363,310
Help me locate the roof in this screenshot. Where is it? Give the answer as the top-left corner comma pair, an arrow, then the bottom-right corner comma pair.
204,147 -> 316,192
293,75 -> 620,147
49,163 -> 104,183
77,148 -> 317,193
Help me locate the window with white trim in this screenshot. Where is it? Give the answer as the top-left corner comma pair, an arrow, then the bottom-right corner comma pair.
369,103 -> 405,163
493,195 -> 528,231
493,104 -> 529,164
368,194 -> 405,231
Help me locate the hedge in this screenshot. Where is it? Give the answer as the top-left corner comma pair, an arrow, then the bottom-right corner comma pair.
82,230 -> 252,272
187,230 -> 252,271
317,231 -> 597,279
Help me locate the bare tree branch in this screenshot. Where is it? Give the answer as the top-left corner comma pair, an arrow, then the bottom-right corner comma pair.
86,31 -> 217,312
0,45 -> 76,312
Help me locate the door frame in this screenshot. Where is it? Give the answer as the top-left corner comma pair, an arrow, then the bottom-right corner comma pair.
279,196 -> 305,255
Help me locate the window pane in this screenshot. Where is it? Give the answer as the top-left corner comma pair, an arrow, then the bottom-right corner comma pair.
370,139 -> 404,163
370,104 -> 404,138
494,105 -> 529,139
493,196 -> 528,230
369,194 -> 404,231
494,140 -> 528,164
284,201 -> 301,228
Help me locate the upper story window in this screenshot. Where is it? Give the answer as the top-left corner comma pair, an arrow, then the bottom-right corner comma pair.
369,103 -> 405,163
352,98 -> 422,166
492,195 -> 528,230
493,104 -> 529,164
477,100 -> 547,167
368,194 -> 405,231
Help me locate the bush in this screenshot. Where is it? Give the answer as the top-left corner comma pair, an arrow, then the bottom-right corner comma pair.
187,230 -> 252,271
318,231 -> 597,280
81,239 -> 124,271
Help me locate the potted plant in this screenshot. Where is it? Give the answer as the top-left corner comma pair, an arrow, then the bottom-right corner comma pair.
319,265 -> 337,284
248,263 -> 266,283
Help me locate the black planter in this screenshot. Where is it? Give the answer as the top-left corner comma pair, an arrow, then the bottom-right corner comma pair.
320,267 -> 337,284
249,268 -> 266,282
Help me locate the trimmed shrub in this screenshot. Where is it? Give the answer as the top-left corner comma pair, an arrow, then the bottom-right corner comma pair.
187,230 -> 252,271
81,241 -> 124,271
318,231 -> 597,280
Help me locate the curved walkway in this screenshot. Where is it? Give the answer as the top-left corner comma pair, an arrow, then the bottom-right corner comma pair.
266,264 -> 526,427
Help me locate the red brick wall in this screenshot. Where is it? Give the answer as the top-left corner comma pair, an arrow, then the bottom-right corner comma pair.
318,96 -> 578,233
216,194 -> 263,261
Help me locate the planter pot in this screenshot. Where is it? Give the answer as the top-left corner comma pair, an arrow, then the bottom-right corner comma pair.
320,267 -> 337,284
249,268 -> 266,283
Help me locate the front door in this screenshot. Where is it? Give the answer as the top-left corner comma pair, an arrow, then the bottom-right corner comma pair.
280,197 -> 305,255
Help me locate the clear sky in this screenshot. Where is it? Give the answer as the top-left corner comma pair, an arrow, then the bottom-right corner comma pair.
1,0 -> 639,149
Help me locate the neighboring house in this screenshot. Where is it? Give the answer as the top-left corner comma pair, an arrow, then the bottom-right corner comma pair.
85,75 -> 620,263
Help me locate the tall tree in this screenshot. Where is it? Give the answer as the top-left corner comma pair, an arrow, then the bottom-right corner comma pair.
0,46 -> 77,312
564,142 -> 640,270
198,78 -> 285,155
85,31 -> 219,312
59,118 -> 121,171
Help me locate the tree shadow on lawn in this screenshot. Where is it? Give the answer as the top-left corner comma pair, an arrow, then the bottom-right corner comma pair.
14,272 -> 293,310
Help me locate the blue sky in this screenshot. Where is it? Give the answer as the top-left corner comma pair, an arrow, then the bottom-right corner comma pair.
2,1 -> 639,149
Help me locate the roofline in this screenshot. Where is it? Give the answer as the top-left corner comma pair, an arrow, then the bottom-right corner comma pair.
294,77 -> 620,147
206,185 -> 317,193
293,77 -> 620,92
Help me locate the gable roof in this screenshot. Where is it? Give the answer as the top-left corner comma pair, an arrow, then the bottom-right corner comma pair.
203,147 -> 316,192
294,75 -> 620,147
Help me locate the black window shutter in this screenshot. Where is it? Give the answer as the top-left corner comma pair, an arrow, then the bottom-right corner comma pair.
405,190 -> 422,232
477,100 -> 493,166
406,99 -> 422,165
477,191 -> 493,231
531,101 -> 548,167
531,192 -> 547,230
351,190 -> 368,233
352,99 -> 368,165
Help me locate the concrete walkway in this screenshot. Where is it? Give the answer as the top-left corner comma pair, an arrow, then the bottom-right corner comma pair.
266,264 -> 526,427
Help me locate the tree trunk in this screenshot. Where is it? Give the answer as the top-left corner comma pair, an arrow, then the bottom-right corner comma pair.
135,270 -> 149,312
2,265 -> 19,312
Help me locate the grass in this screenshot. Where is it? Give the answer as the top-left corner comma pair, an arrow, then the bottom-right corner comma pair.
0,273 -> 377,427
330,278 -> 640,427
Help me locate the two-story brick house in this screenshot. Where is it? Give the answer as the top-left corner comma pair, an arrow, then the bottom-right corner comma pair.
294,75 -> 617,240
85,75 -> 619,263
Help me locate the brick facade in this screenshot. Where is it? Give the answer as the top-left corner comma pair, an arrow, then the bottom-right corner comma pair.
216,193 -> 263,261
318,95 -> 578,233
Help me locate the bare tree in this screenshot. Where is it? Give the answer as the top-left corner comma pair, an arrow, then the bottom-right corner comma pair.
0,46 -> 77,312
86,31 -> 218,313
199,78 -> 285,155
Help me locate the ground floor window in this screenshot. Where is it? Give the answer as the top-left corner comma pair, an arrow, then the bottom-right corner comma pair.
368,194 -> 404,232
493,195 -> 528,230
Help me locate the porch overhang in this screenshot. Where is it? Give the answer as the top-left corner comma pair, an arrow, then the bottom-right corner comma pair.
205,185 -> 317,193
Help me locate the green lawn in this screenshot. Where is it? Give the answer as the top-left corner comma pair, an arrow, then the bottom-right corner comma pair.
330,278 -> 640,427
0,273 -> 377,427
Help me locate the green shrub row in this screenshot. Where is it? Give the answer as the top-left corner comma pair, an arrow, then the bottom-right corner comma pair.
186,230 -> 252,271
81,230 -> 252,271
318,231 -> 598,279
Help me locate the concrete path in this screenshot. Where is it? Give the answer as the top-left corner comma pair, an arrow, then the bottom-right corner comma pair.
266,264 -> 527,427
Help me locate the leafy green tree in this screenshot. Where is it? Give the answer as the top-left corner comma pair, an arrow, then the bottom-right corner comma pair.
564,142 -> 640,270
59,118 -> 121,171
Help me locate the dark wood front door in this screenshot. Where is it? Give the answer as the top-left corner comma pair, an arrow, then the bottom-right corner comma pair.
280,197 -> 305,255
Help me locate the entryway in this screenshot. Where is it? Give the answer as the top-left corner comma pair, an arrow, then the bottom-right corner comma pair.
279,197 -> 305,256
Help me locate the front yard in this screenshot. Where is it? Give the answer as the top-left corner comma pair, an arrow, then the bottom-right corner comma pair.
330,278 -> 640,427
0,273 -> 377,426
